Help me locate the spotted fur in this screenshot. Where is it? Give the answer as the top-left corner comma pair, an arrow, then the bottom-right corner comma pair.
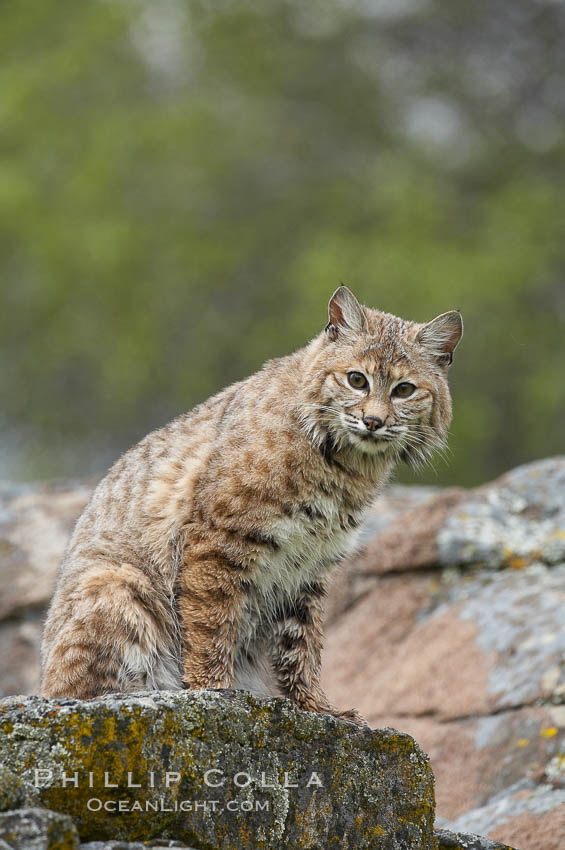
41,286 -> 462,723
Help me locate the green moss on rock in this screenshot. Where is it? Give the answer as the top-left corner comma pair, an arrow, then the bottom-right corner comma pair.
0,807 -> 78,850
436,828 -> 519,850
0,690 -> 436,850
0,765 -> 41,811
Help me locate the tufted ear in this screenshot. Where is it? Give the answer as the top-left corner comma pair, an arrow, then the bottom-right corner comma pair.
417,311 -> 463,366
326,286 -> 368,340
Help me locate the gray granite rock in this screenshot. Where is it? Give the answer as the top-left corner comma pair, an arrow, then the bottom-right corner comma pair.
436,828 -> 519,849
0,480 -> 91,621
439,784 -> 565,841
438,457 -> 565,569
80,843 -> 195,849
0,766 -> 40,812
3,460 -> 564,849
0,807 -> 78,849
0,689 -> 436,850
443,562 -> 565,710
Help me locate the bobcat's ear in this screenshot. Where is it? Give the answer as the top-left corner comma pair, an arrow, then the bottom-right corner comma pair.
326,286 -> 368,340
417,311 -> 463,366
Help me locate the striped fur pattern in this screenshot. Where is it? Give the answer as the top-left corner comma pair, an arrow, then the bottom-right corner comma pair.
41,287 -> 462,723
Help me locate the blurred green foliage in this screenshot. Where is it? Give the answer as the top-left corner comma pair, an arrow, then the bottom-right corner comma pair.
0,0 -> 564,485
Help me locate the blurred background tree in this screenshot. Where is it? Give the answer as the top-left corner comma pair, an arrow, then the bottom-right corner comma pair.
0,0 -> 564,485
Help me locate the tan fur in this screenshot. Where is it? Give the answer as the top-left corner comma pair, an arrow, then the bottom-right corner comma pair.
41,287 -> 462,723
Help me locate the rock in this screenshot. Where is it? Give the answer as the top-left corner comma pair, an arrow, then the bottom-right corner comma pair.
440,785 -> 565,850
0,480 -> 91,697
353,488 -> 465,576
0,766 -> 40,812
322,457 -> 565,850
0,689 -> 436,850
436,828 -> 519,849
0,480 -> 91,620
323,564 -> 565,848
80,843 -> 196,849
2,457 -> 565,849
387,705 -> 565,818
0,807 -> 79,850
438,457 -> 565,570
0,616 -> 43,699
325,564 -> 565,720
321,484 -> 447,624
327,457 -> 565,625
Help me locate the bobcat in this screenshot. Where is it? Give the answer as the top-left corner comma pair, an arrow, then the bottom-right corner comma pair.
41,286 -> 462,724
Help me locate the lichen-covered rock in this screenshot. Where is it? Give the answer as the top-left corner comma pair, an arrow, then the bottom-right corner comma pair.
437,457 -> 565,570
323,565 -> 565,847
436,828 -> 518,849
0,807 -> 79,850
325,560 -> 565,716
80,842 -> 196,849
322,458 -> 565,850
331,457 -> 565,598
328,563 -> 565,720
0,765 -> 40,812
3,459 -> 564,849
440,785 -> 565,850
0,690 -> 436,850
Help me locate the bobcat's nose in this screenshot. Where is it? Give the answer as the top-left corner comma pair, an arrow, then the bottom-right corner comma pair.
363,415 -> 383,432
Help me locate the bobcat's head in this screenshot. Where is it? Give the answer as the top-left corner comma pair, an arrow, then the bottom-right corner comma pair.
303,286 -> 463,469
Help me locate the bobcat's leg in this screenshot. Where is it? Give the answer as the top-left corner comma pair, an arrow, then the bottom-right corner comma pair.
177,550 -> 247,690
270,581 -> 368,726
41,562 -> 179,699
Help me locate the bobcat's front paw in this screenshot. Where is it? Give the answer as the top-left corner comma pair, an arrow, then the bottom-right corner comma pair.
292,689 -> 369,727
329,707 -> 369,727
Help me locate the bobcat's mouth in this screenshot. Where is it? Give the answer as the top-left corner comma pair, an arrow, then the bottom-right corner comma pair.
334,412 -> 402,456
346,429 -> 395,455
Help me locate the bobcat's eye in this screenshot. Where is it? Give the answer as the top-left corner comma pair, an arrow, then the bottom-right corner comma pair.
392,382 -> 416,399
347,372 -> 368,390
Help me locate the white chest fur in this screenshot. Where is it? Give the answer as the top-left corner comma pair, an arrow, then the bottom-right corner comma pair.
237,499 -> 362,649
